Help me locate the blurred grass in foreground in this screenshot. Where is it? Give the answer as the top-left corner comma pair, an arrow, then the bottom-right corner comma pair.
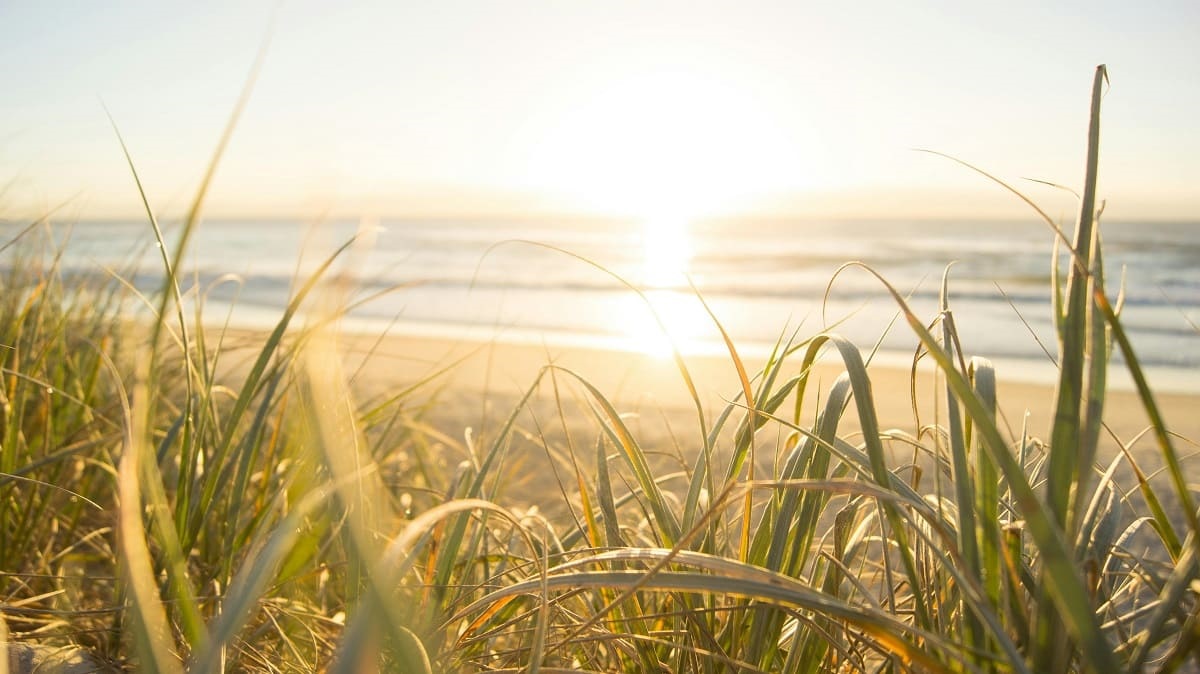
2,65 -> 1198,673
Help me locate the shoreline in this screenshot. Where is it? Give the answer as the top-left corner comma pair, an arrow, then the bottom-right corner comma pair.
210,310 -> 1200,396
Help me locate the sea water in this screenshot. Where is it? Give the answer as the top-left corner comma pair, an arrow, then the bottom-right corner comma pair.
5,216 -> 1198,391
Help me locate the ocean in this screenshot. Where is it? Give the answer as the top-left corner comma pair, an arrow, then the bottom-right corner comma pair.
5,216 -> 1199,392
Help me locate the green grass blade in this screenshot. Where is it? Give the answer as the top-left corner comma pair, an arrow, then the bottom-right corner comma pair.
191,485 -> 332,674
938,270 -> 986,660
968,358 -> 1003,618
1094,289 -> 1199,552
848,262 -> 1120,674
114,358 -> 188,674
1046,64 -> 1106,537
550,365 -> 683,546
187,235 -> 361,543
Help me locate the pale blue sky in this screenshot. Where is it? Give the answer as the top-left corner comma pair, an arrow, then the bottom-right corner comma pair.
2,1 -> 1197,221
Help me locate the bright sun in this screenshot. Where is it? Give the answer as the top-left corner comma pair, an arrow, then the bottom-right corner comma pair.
518,64 -> 788,356
521,65 -> 802,219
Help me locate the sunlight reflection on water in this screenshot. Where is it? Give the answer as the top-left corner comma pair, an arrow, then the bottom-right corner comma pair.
617,215 -> 714,357
640,214 -> 691,289
614,290 -> 712,358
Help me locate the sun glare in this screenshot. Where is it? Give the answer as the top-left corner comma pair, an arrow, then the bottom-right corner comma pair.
522,65 -> 804,220
615,290 -> 709,359
521,62 -> 801,359
640,213 -> 691,289
614,212 -> 710,358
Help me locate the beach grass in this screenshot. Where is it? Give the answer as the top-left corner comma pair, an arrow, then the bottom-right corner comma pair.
2,65 -> 1199,672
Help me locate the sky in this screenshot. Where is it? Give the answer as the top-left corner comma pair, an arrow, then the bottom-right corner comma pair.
2,1 -> 1198,222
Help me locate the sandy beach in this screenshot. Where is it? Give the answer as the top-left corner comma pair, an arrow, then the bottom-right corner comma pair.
305,328 -> 1200,475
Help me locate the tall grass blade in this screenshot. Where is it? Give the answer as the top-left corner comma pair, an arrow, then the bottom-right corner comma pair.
191,486 -> 331,674
551,366 -> 683,546
938,268 -> 986,662
689,280 -> 758,562
849,262 -> 1119,674
1034,64 -> 1107,673
1094,290 -> 1200,549
115,358 -> 186,674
